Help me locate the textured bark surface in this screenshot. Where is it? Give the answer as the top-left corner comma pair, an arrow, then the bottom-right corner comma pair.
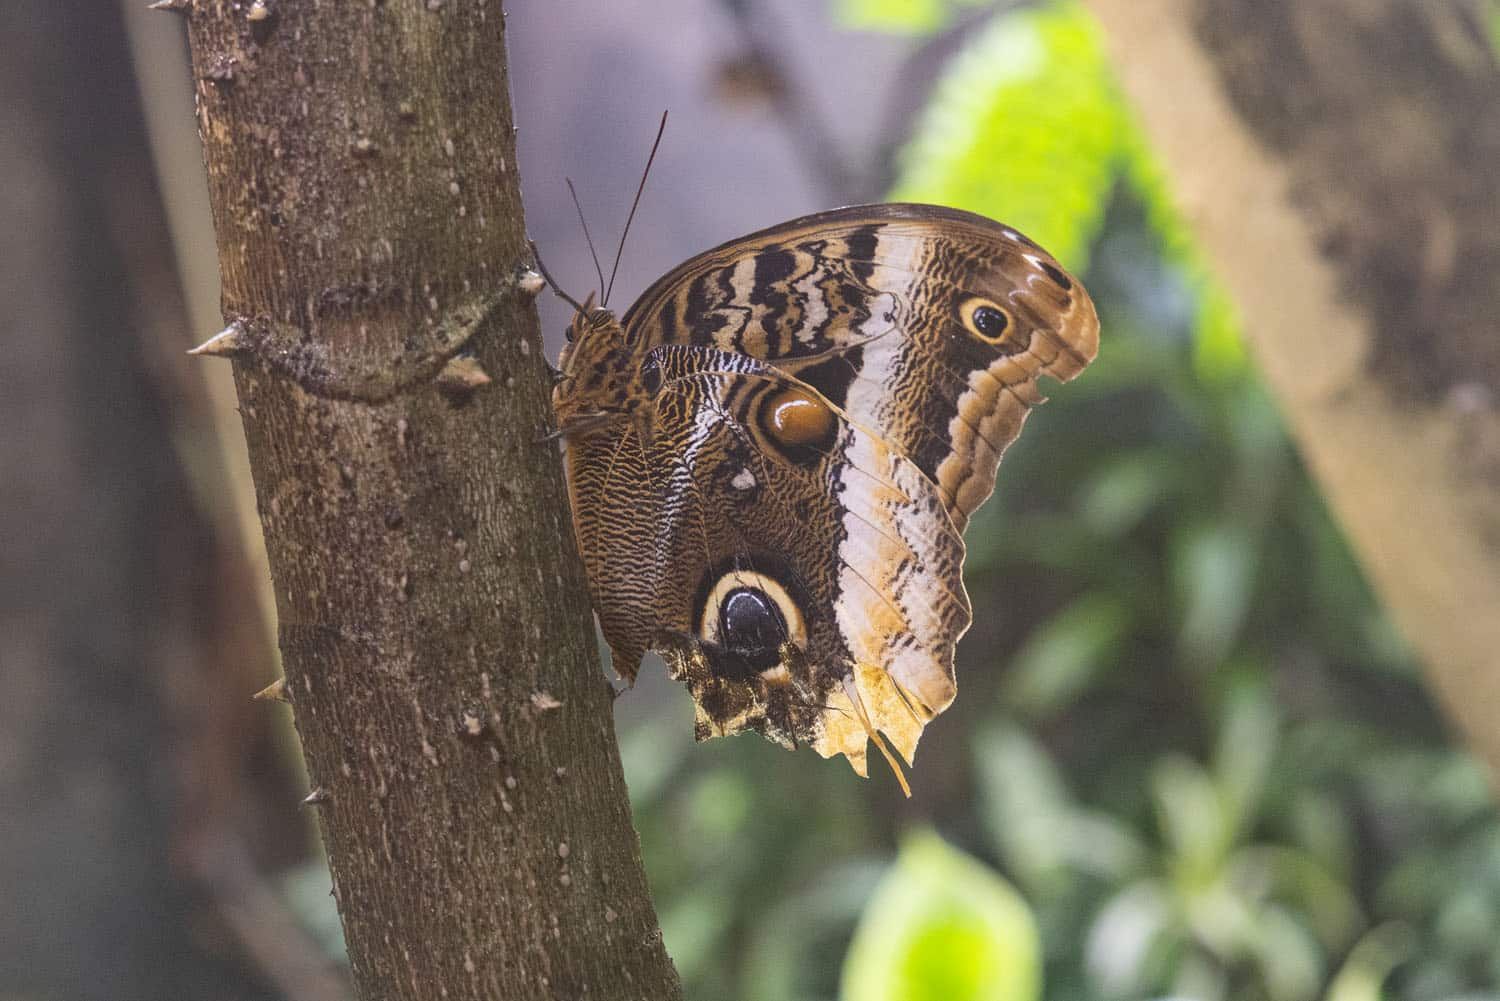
181,3 -> 680,999
1085,0 -> 1500,778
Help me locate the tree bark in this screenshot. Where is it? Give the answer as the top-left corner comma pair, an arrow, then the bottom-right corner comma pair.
1083,0 -> 1500,779
179,3 -> 680,999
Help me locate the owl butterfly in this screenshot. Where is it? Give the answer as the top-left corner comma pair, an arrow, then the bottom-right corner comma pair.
549,202 -> 1098,793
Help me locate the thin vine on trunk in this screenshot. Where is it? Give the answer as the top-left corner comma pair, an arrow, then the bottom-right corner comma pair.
178,2 -> 681,997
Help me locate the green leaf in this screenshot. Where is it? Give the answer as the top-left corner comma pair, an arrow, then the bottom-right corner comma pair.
1078,449 -> 1184,537
833,0 -> 966,35
1085,880 -> 1178,997
890,1 -> 1126,271
974,726 -> 1076,889
1005,593 -> 1132,715
1486,0 -> 1500,59
1171,519 -> 1257,670
1247,904 -> 1325,1001
842,832 -> 1041,1001
1151,754 -> 1230,882
975,726 -> 1148,892
1212,681 -> 1278,837
1323,923 -> 1415,1001
1227,846 -> 1363,953
1285,790 -> 1355,884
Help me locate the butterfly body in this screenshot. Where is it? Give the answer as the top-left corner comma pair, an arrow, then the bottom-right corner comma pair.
551,203 -> 1098,780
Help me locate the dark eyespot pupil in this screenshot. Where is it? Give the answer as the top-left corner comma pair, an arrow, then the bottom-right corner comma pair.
719,588 -> 785,660
973,305 -> 1007,337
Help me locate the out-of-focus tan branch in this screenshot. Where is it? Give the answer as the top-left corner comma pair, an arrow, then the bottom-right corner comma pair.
1085,0 -> 1500,782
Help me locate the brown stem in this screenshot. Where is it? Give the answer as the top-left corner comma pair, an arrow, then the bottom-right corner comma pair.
184,830 -> 352,1001
718,0 -> 858,200
179,2 -> 681,998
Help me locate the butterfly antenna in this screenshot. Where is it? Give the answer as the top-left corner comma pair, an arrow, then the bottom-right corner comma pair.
603,109 -> 668,307
528,239 -> 588,315
566,177 -> 607,296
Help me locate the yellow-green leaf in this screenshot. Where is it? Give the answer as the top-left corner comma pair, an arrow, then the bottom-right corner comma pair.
833,0 -> 950,35
890,1 -> 1126,272
842,832 -> 1040,1001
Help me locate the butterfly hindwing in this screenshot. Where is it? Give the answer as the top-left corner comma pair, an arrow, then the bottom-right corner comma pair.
624,345 -> 969,774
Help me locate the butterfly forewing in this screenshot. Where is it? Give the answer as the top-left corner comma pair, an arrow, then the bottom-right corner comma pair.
621,203 -> 1099,531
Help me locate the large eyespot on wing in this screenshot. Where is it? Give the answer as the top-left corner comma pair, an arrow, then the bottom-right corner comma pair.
619,203 -> 1100,532
697,566 -> 808,681
641,344 -> 972,780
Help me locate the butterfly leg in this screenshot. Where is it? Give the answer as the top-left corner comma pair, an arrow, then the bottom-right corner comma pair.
537,410 -> 622,444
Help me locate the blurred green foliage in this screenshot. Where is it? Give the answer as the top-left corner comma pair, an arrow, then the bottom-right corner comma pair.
833,0 -> 992,35
888,0 -> 1123,271
842,832 -> 1040,1001
621,3 -> 1500,1000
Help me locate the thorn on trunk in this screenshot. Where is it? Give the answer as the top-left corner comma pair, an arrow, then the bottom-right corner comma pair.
436,354 -> 492,398
147,0 -> 192,13
187,321 -> 248,358
516,268 -> 545,298
530,691 -> 563,713
252,677 -> 288,703
302,786 -> 330,806
459,708 -> 486,737
204,55 -> 238,85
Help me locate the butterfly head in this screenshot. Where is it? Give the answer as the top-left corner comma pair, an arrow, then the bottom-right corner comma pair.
552,295 -> 647,431
545,109 -> 669,432
559,291 -> 616,347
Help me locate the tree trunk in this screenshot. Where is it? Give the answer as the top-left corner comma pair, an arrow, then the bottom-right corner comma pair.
179,3 -> 680,999
1083,0 -> 1500,780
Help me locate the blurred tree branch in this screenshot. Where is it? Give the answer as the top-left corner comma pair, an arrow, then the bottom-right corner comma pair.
178,2 -> 680,998
1084,0 -> 1500,782
717,0 -> 857,199
1,5 -> 309,998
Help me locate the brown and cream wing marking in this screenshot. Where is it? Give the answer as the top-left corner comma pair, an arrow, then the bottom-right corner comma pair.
621,203 -> 1100,531
623,344 -> 970,778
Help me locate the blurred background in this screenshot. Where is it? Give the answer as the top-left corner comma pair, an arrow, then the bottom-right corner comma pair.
3,2 -> 1497,1001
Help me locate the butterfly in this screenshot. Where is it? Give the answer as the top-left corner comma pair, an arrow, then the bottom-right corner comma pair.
546,202 -> 1098,792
